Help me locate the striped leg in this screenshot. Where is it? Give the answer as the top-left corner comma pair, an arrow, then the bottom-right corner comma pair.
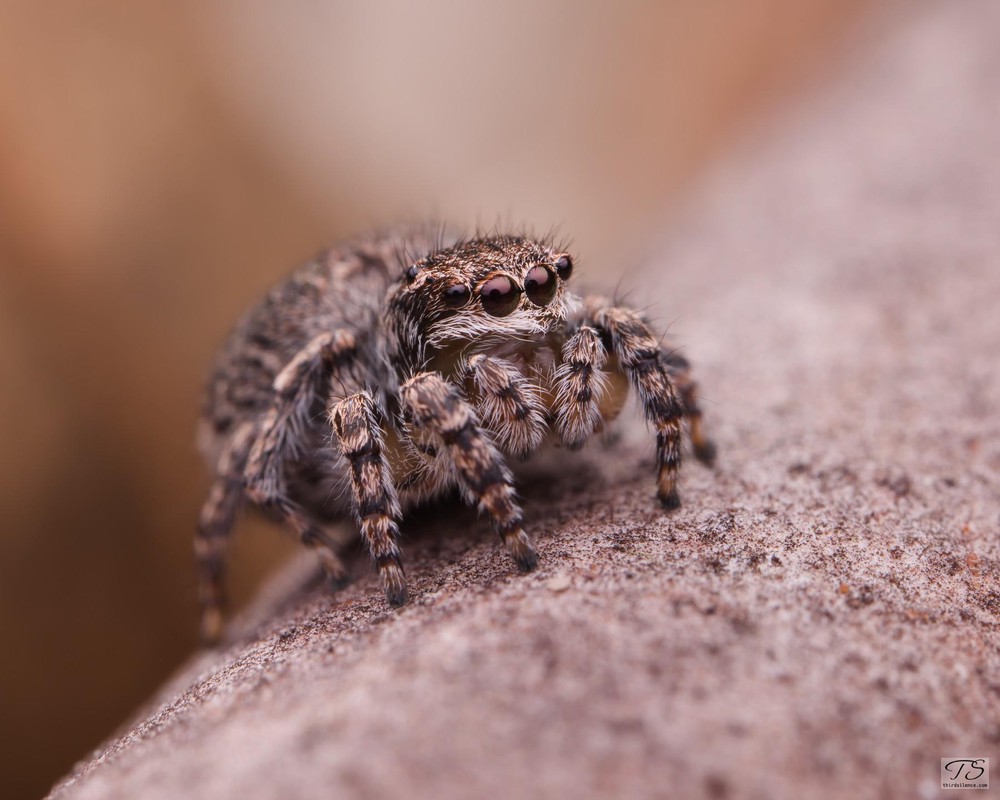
195,422 -> 255,644
329,392 -> 406,605
464,354 -> 546,459
553,325 -> 610,449
661,351 -> 717,466
244,330 -> 356,501
588,299 -> 685,509
242,330 -> 354,582
400,372 -> 537,571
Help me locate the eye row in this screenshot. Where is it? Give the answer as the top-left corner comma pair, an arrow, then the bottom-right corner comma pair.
441,256 -> 573,317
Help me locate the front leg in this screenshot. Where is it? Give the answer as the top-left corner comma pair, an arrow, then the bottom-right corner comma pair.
330,392 -> 407,605
586,298 -> 687,509
400,372 -> 538,571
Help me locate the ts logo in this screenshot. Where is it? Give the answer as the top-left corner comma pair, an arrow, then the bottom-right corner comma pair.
943,759 -> 987,781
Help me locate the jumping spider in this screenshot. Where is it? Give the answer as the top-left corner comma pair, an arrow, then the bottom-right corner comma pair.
196,227 -> 716,641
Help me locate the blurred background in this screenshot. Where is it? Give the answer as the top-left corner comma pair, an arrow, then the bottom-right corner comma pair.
0,2 -> 873,797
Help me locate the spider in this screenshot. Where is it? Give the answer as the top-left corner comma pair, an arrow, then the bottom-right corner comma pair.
195,227 -> 716,642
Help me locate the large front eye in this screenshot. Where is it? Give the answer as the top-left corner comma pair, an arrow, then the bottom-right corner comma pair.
479,274 -> 521,317
442,282 -> 471,307
524,265 -> 557,306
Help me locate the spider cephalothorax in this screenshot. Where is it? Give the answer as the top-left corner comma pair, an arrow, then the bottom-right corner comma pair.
195,227 -> 716,642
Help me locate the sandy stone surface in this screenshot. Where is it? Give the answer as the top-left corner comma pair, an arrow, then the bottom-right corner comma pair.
50,2 -> 1000,798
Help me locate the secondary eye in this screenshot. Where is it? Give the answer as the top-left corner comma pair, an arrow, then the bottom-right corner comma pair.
524,265 -> 557,306
442,282 -> 471,307
479,274 -> 521,317
553,254 -> 573,281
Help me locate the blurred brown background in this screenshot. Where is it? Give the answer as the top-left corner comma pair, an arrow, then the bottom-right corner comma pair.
0,2 -> 872,797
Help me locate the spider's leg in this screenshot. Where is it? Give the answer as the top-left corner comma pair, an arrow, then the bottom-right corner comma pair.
552,325 -> 610,449
243,331 -> 355,583
586,299 -> 686,510
463,354 -> 546,459
195,422 -> 255,644
400,372 -> 537,571
329,392 -> 406,606
660,351 -> 717,466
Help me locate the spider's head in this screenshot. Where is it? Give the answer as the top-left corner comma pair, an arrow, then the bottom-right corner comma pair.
387,235 -> 577,371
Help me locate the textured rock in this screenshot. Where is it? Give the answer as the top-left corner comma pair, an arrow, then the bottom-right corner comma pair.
50,2 -> 1000,798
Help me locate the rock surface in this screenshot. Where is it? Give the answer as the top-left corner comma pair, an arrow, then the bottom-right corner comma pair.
50,2 -> 1000,798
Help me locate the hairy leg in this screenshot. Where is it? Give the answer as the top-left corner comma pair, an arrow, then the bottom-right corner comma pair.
463,354 -> 546,459
329,392 -> 407,605
400,372 -> 537,571
244,331 -> 356,500
660,351 -> 717,466
242,331 -> 355,580
553,325 -> 610,449
195,422 -> 255,643
585,298 -> 686,509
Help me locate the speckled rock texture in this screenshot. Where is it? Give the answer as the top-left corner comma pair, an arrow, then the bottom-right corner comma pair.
50,3 -> 1000,799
